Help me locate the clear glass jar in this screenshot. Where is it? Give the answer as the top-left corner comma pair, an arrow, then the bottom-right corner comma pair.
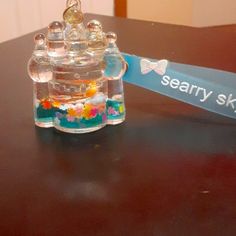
48,53 -> 108,134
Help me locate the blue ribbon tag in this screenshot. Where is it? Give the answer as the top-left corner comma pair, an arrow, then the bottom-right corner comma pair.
122,53 -> 236,120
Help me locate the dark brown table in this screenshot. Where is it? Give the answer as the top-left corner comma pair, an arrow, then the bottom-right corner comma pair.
1,14 -> 236,236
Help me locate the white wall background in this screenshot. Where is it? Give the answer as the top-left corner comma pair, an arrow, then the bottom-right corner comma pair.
128,0 -> 236,27
193,0 -> 236,26
128,0 -> 193,26
0,0 -> 114,43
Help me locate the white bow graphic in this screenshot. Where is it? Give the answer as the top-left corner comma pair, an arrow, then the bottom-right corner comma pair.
140,59 -> 168,75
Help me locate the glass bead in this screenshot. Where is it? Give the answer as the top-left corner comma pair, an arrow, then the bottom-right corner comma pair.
63,4 -> 84,25
34,33 -> 46,46
87,20 -> 103,32
48,21 -> 64,33
106,32 -> 117,44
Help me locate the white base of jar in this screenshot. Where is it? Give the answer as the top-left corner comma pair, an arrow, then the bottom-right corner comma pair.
107,117 -> 125,125
35,121 -> 53,128
53,123 -> 106,134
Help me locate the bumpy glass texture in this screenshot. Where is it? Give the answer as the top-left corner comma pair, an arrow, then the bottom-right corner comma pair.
63,2 -> 87,57
49,60 -> 108,133
65,25 -> 88,55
